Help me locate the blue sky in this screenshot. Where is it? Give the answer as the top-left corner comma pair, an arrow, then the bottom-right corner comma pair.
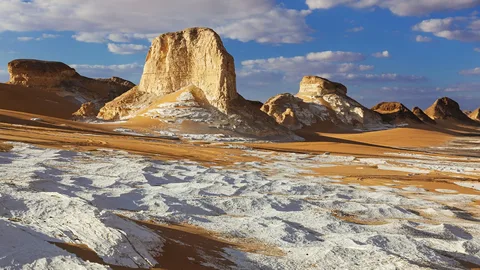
0,0 -> 479,110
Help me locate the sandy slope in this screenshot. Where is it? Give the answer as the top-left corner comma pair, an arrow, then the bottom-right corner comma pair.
0,83 -> 80,118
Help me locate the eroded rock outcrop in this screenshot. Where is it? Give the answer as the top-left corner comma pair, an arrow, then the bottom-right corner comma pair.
263,76 -> 384,131
372,102 -> 422,125
298,76 -> 347,97
72,102 -> 98,119
412,107 -> 436,125
98,27 -> 292,139
470,108 -> 480,121
137,28 -> 237,114
7,59 -> 135,119
425,97 -> 476,123
262,93 -> 337,130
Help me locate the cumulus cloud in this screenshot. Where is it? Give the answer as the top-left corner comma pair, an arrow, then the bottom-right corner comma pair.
72,32 -> 107,43
319,73 -> 425,82
305,0 -> 480,16
240,51 -> 424,86
413,16 -> 480,42
306,51 -> 365,62
0,0 -> 311,44
216,8 -> 312,44
107,43 -> 148,55
459,67 -> 480,75
416,35 -> 432,42
437,82 -> 480,92
372,51 -> 390,58
240,51 -> 369,81
69,63 -> 143,79
73,32 -> 159,44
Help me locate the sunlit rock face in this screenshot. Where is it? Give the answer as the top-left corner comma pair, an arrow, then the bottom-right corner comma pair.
98,27 -> 295,140
470,108 -> 480,122
298,76 -> 347,97
138,27 -> 238,114
7,59 -> 135,120
426,97 -> 477,124
263,76 -> 385,131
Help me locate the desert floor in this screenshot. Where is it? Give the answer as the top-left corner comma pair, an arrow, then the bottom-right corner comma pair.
1,109 -> 480,269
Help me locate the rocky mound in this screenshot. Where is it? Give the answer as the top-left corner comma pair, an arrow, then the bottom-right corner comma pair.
470,108 -> 480,121
7,59 -> 135,119
298,76 -> 347,96
261,93 -> 338,131
371,102 -> 422,125
98,27 -> 292,139
263,76 -> 385,131
72,102 -> 98,119
412,107 -> 436,125
425,97 -> 476,123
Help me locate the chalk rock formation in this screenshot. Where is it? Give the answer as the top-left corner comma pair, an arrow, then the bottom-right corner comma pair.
425,97 -> 475,123
72,102 -> 98,119
99,27 -> 292,139
371,102 -> 422,125
262,93 -> 337,131
7,59 -> 135,119
137,27 -> 237,114
263,76 -> 384,131
8,60 -> 77,88
412,107 -> 436,125
470,108 -> 480,121
298,76 -> 347,97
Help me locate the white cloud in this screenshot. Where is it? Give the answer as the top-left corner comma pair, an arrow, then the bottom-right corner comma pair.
475,48 -> 480,52
72,32 -> 107,43
413,16 -> 480,42
17,37 -> 34,41
107,43 -> 148,55
216,8 -> 312,44
416,35 -> 432,42
41,33 -> 59,39
372,51 -> 390,58
0,0 -> 311,44
347,26 -> 364,32
306,51 -> 365,62
319,73 -> 425,82
306,0 -> 480,16
69,63 -> 143,79
17,33 -> 60,41
459,67 -> 480,75
240,51 -> 423,85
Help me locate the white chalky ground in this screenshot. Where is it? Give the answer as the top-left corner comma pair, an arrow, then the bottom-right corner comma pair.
1,142 -> 480,269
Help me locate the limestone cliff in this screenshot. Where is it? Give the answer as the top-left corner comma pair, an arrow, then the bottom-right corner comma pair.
263,76 -> 384,131
138,27 -> 237,114
98,28 -> 293,139
7,59 -> 135,119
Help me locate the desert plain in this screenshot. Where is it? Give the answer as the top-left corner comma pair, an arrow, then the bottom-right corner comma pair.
0,27 -> 480,270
